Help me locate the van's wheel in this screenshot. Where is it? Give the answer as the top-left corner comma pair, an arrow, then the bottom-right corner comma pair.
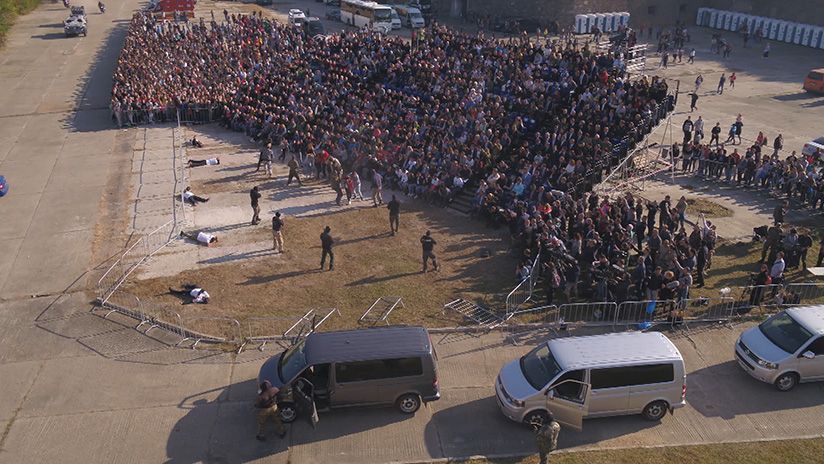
278,402 -> 297,423
642,401 -> 668,421
523,410 -> 549,428
396,394 -> 421,414
774,372 -> 798,392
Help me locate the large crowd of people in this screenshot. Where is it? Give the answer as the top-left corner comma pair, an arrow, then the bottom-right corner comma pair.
110,11 -> 694,310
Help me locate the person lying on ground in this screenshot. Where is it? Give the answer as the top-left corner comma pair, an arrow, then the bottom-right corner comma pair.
182,186 -> 209,205
189,136 -> 203,148
187,157 -> 219,167
168,284 -> 210,304
180,230 -> 218,246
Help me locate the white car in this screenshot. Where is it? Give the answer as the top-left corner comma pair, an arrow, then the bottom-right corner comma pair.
288,9 -> 306,26
802,136 -> 824,159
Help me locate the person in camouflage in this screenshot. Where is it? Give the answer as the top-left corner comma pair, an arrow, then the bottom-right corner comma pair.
533,412 -> 561,464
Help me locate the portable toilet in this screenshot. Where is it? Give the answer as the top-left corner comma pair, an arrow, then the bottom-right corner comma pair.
775,20 -> 788,41
586,14 -> 597,33
784,23 -> 797,43
596,13 -> 607,32
754,17 -> 767,37
741,15 -> 754,34
707,9 -> 718,29
813,26 -> 824,49
607,13 -> 618,32
729,12 -> 741,32
575,14 -> 587,34
793,23 -> 805,44
619,12 -> 630,28
696,7 -> 708,27
768,19 -> 780,40
802,25 -> 814,47
723,12 -> 734,31
602,13 -> 612,32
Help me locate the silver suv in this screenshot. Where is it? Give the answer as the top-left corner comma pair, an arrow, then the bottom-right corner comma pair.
735,306 -> 824,391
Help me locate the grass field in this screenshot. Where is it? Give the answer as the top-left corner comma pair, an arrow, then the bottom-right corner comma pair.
0,0 -> 41,46
123,195 -> 822,337
437,437 -> 824,464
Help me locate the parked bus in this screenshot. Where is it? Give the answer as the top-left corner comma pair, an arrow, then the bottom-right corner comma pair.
341,0 -> 393,32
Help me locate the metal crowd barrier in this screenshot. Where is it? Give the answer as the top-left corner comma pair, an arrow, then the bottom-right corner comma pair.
505,252 -> 541,317
558,302 -> 619,327
112,105 -> 218,128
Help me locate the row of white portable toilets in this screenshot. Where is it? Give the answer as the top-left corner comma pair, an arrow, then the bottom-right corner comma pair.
574,12 -> 630,35
696,7 -> 824,49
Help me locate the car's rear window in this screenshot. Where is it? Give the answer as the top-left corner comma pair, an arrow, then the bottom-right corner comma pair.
808,72 -> 824,80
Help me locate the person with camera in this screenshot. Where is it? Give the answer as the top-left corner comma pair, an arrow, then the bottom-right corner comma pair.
749,263 -> 772,307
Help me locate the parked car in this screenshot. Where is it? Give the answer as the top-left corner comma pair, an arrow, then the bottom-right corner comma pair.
258,326 -> 440,424
288,9 -> 306,26
803,68 -> 824,93
303,16 -> 325,36
735,305 -> 824,391
801,136 -> 824,160
0,175 -> 7,197
495,332 -> 686,430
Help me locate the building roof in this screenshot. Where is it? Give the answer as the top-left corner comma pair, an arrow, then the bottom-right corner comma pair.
304,326 -> 431,365
548,332 -> 681,371
787,306 -> 824,334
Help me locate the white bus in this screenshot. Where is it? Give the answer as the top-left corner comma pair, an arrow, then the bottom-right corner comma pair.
341,0 -> 393,32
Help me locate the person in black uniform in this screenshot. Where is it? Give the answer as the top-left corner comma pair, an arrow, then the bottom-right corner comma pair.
320,226 -> 334,271
387,195 -> 400,235
420,230 -> 439,273
250,186 -> 262,225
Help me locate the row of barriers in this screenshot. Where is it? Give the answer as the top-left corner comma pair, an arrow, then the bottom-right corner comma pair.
112,105 -> 218,128
505,283 -> 824,330
97,289 -> 341,353
505,252 -> 542,317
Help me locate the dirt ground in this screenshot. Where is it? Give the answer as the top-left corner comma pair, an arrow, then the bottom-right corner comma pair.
685,197 -> 734,218
124,201 -> 518,333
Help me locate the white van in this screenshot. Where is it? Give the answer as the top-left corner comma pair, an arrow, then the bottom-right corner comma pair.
389,7 -> 402,30
393,4 -> 424,28
495,332 -> 686,430
735,305 -> 824,391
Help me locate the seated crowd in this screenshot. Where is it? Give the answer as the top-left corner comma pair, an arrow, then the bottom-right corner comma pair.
112,12 -> 688,307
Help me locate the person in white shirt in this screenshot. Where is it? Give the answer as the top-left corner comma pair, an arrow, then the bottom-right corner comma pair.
187,157 -> 220,167
168,284 -> 210,304
182,186 -> 209,205
180,230 -> 218,246
770,251 -> 785,283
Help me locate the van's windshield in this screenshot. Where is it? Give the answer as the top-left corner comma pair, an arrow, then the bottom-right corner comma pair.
759,312 -> 813,354
278,339 -> 309,382
520,344 -> 562,390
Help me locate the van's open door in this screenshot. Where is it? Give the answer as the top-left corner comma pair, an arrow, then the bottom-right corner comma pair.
545,379 -> 590,432
294,378 -> 319,428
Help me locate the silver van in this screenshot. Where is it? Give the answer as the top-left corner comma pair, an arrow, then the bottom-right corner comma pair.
258,326 -> 439,423
495,332 -> 686,430
735,305 -> 824,391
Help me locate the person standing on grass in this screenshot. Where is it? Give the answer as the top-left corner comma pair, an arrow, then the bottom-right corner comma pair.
420,230 -> 440,273
271,212 -> 284,253
387,195 -> 400,235
371,169 -> 384,207
250,186 -> 262,225
320,226 -> 334,271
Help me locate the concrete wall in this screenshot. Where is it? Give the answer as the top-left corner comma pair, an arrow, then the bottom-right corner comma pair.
702,0 -> 824,26
432,1 -> 822,31
431,0 -> 701,29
